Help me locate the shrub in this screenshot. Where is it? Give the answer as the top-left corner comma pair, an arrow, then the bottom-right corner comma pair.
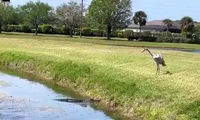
157,32 -> 173,42
171,37 -> 183,43
172,33 -> 182,37
2,25 -> 8,32
124,30 -> 139,41
38,26 -> 42,33
182,32 -> 193,39
140,31 -> 157,42
192,34 -> 200,44
124,30 -> 133,40
75,28 -> 80,35
91,29 -> 105,37
31,29 -> 36,33
15,25 -> 22,32
62,26 -> 70,35
142,31 -> 152,37
157,32 -> 192,43
117,32 -> 123,38
21,25 -> 31,33
31,26 -> 42,34
4,25 -> 22,32
141,36 -> 157,42
111,31 -> 117,37
179,37 -> 191,43
7,25 -> 12,32
41,24 -> 53,34
82,27 -> 91,36
75,32 -> 79,36
172,37 -> 181,43
53,27 -> 63,34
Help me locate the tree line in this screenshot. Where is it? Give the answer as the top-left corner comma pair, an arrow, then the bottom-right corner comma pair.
0,0 -> 200,42
127,10 -> 200,43
0,0 -> 132,40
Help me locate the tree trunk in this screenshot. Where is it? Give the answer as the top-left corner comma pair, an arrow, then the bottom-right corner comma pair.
80,27 -> 82,38
0,24 -> 1,33
35,18 -> 38,36
107,23 -> 112,40
70,26 -> 73,37
35,23 -> 38,36
139,25 -> 142,39
80,0 -> 83,38
166,26 -> 169,37
80,21 -> 82,38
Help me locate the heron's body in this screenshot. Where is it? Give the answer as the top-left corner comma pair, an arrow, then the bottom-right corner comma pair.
142,49 -> 166,75
152,53 -> 166,67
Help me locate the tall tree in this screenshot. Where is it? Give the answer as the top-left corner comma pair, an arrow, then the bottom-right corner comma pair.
80,0 -> 84,38
133,11 -> 147,34
20,1 -> 52,35
180,16 -> 194,34
0,4 -> 7,33
163,19 -> 172,32
56,2 -> 82,37
0,4 -> 5,33
194,23 -> 200,35
87,0 -> 132,40
0,4 -> 18,33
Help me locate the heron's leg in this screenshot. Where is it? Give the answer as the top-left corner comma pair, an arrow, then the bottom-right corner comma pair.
156,64 -> 159,75
158,65 -> 160,75
156,66 -> 158,75
155,65 -> 157,75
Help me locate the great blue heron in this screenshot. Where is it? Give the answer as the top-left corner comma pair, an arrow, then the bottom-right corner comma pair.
142,48 -> 166,75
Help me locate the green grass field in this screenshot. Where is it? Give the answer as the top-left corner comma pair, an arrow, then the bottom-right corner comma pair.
0,33 -> 200,120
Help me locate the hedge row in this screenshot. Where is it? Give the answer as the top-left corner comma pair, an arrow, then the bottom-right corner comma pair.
2,24 -> 200,43
2,24 -> 107,37
3,25 -> 32,33
3,24 -> 66,34
122,30 -> 200,43
121,30 -> 157,42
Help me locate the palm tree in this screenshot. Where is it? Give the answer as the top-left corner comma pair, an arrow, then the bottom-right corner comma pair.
163,19 -> 172,32
180,16 -> 194,34
133,11 -> 147,34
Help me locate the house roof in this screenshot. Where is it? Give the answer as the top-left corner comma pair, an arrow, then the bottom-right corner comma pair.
146,20 -> 165,26
128,20 -> 181,32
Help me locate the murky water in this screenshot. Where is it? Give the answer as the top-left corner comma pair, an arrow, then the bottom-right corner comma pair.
152,48 -> 200,54
193,50 -> 200,54
0,72 -> 113,120
174,49 -> 200,54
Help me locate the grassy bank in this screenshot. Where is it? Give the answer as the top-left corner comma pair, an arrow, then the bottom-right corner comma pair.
0,33 -> 200,119
1,32 -> 200,50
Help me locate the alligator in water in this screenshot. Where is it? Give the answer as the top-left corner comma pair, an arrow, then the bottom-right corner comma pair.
54,98 -> 101,103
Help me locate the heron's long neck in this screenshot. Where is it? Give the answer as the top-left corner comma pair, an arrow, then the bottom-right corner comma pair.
146,49 -> 153,57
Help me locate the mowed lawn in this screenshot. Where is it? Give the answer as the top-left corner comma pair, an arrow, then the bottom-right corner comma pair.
0,33 -> 200,120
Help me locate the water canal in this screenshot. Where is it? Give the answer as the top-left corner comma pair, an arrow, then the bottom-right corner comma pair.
0,71 -> 113,120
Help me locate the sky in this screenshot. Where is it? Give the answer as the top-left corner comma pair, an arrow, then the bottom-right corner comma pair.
10,0 -> 200,22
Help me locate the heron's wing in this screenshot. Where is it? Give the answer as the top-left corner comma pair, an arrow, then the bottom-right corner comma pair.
153,54 -> 166,66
